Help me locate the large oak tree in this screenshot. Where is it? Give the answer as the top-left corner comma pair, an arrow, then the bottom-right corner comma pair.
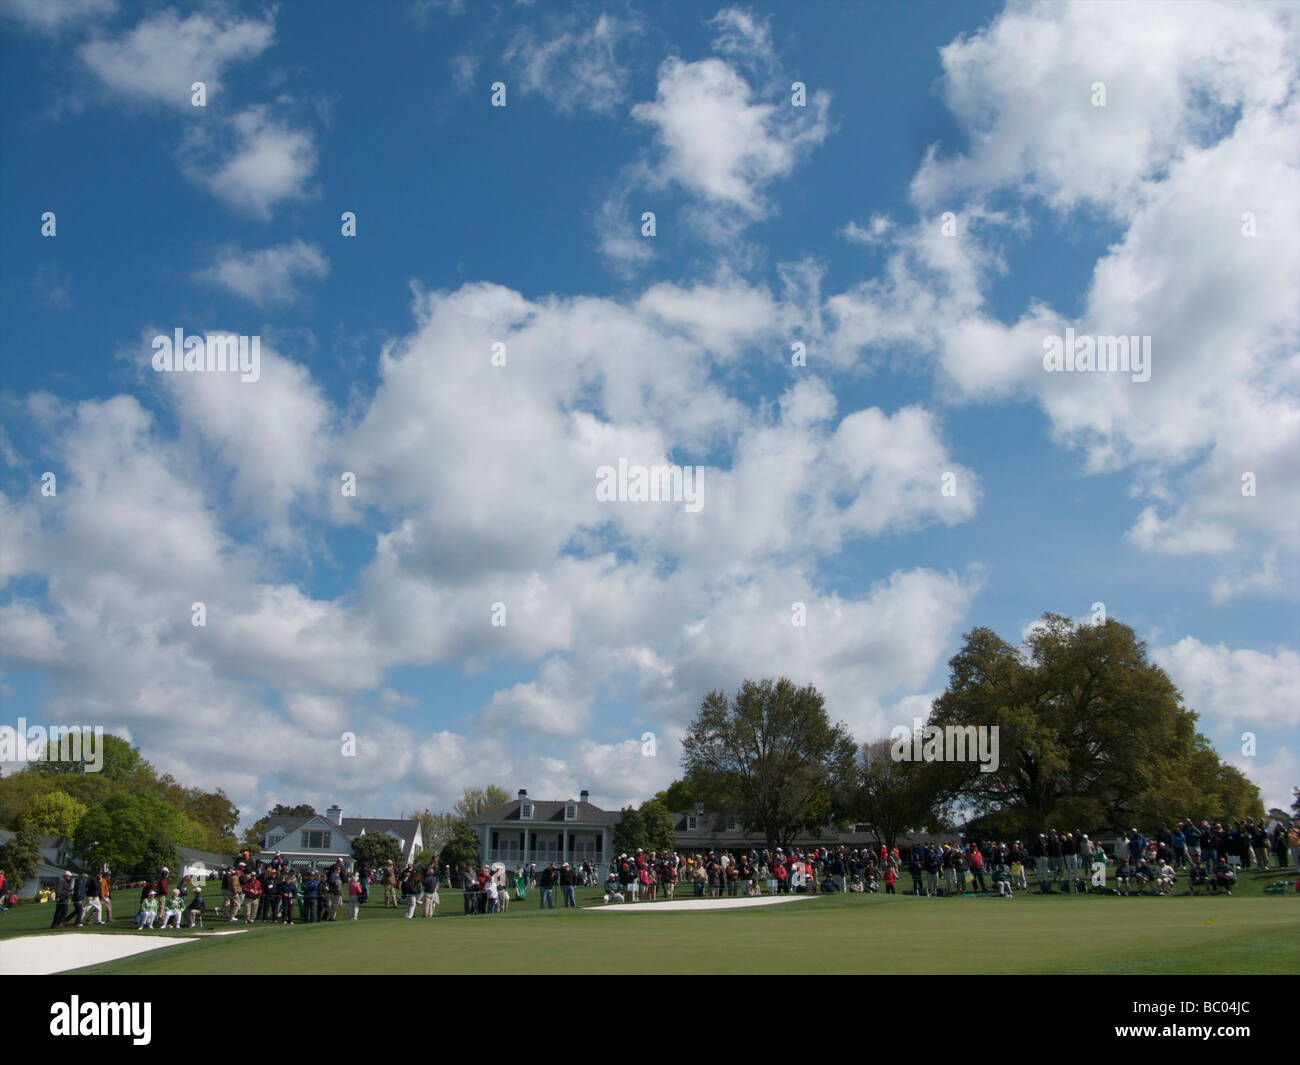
925,614 -> 1264,833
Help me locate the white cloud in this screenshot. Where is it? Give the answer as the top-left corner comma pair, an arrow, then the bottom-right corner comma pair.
181,106 -> 317,219
1154,636 -> 1300,729
632,54 -> 828,217
194,241 -> 329,305
824,0 -> 1300,588
598,10 -> 830,265
79,8 -> 274,111
0,264 -> 989,824
2,0 -> 115,34
503,11 -> 642,114
1228,745 -> 1296,814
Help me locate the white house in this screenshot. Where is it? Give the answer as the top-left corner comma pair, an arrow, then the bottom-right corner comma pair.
0,831 -> 87,899
176,845 -> 230,883
473,789 -> 620,870
258,805 -> 422,870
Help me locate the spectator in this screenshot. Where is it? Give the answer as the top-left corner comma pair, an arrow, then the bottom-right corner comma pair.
538,862 -> 557,909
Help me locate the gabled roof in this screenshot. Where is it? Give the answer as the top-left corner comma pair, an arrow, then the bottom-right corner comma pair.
475,799 -> 621,826
341,817 -> 417,838
176,845 -> 230,867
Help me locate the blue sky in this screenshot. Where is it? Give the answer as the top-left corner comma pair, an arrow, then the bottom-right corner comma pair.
1,0 -> 1297,824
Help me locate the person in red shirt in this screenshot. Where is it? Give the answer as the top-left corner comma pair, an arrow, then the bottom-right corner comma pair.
242,874 -> 262,923
883,865 -> 898,894
968,846 -> 987,894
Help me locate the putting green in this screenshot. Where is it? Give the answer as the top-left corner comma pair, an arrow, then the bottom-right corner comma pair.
23,882 -> 1297,975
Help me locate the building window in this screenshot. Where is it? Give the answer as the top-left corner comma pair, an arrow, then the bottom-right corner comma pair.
521,802 -> 533,820
300,830 -> 332,849
565,803 -> 577,821
686,815 -> 698,830
727,819 -> 740,832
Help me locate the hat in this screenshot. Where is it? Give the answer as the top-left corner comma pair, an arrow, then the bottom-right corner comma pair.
63,871 -> 72,878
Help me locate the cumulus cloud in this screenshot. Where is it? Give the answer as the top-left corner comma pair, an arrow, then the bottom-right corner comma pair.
1154,636 -> 1300,729
194,241 -> 330,305
79,8 -> 275,110
599,7 -> 830,265
824,0 -> 1300,590
180,105 -> 318,219
0,269 -> 984,822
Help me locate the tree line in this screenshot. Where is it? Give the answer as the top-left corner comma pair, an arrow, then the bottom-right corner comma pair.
663,614 -> 1268,849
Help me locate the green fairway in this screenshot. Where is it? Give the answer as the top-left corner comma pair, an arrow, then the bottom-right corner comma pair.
5,872 -> 1295,975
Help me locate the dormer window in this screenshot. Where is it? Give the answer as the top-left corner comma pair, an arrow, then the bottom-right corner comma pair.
686,814 -> 698,830
728,819 -> 740,832
565,803 -> 577,821
521,801 -> 534,820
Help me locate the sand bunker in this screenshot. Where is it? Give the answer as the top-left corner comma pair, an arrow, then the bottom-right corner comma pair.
585,894 -> 819,913
0,932 -> 204,975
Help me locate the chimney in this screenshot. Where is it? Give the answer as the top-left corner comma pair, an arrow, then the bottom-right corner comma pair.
327,805 -> 342,825
517,788 -> 528,799
579,789 -> 589,803
694,802 -> 705,815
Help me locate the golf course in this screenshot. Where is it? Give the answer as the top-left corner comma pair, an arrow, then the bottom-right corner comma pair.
3,871 -> 1296,976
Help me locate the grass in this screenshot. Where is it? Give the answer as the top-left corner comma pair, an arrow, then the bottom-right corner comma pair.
4,868 -> 1296,975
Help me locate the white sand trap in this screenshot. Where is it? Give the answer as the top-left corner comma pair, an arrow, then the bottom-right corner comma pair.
0,933 -> 202,975
585,895 -> 820,913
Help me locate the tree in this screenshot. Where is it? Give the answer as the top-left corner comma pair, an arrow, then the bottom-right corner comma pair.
639,799 -> 677,853
612,806 -> 646,855
73,791 -> 180,876
654,779 -> 698,811
0,825 -> 41,888
405,808 -> 458,859
438,819 -> 481,873
854,739 -> 941,848
352,832 -> 402,869
927,614 -> 1265,834
18,790 -> 86,838
681,678 -> 857,850
453,786 -> 510,821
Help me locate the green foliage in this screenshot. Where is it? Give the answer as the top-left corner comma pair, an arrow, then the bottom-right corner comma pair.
855,739 -> 941,847
654,779 -> 699,811
926,614 -> 1265,834
639,799 -> 677,853
612,806 -> 646,855
73,790 -> 180,877
352,831 -> 403,868
681,677 -> 857,850
0,825 -> 42,886
18,790 -> 86,838
437,819 -> 480,872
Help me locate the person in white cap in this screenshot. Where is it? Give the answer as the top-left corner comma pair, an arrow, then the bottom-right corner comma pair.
50,871 -> 73,929
136,890 -> 159,930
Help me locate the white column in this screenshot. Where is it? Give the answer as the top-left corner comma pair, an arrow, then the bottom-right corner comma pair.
563,827 -> 568,866
523,827 -> 530,867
